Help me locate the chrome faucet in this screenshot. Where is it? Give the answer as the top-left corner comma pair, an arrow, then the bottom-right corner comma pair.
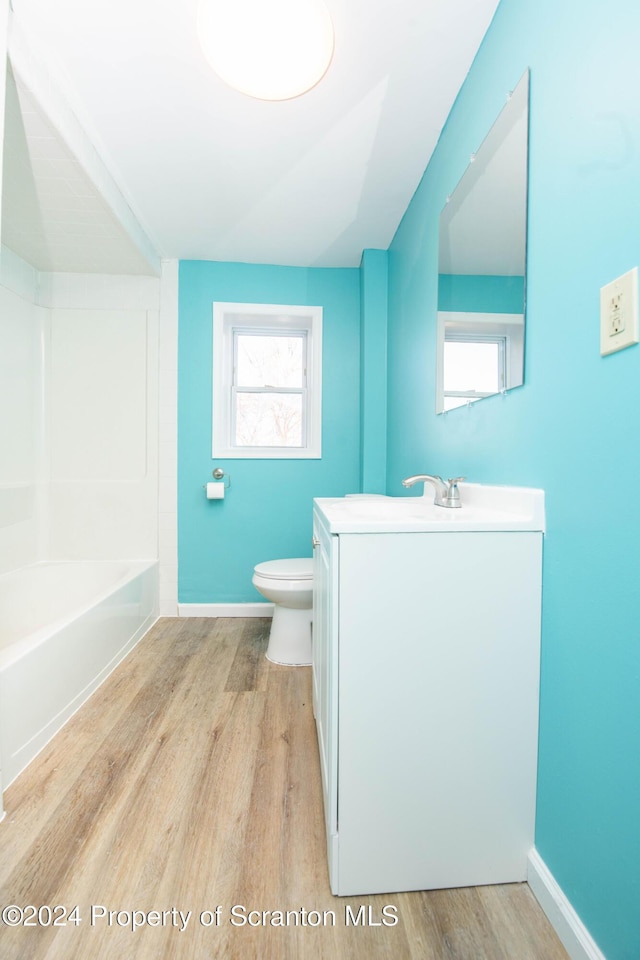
402,474 -> 465,508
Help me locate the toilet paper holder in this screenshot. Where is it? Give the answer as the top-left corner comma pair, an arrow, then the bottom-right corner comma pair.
212,467 -> 231,489
202,467 -> 231,490
202,468 -> 231,498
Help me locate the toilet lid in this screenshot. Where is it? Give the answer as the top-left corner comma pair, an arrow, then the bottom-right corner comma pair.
254,558 -> 313,581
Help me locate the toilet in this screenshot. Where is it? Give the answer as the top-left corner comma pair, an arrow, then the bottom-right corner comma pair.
252,559 -> 313,665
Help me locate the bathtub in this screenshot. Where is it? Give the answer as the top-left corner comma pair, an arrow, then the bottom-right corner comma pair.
0,560 -> 158,788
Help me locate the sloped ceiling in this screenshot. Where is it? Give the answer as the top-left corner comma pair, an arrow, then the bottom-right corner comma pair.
2,67 -> 157,274
4,0 -> 501,271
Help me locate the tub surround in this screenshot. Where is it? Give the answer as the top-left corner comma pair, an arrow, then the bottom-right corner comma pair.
0,248 -> 41,577
0,250 -> 162,570
0,25 -> 171,813
0,241 -> 166,804
0,1 -> 8,244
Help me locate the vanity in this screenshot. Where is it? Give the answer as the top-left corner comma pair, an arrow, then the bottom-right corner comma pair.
311,483 -> 544,896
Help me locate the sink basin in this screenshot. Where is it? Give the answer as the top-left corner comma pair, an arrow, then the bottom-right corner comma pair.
332,498 -> 425,518
314,484 -> 545,534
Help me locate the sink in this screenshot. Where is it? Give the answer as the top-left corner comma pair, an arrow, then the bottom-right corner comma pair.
333,498 -> 426,518
315,483 -> 545,534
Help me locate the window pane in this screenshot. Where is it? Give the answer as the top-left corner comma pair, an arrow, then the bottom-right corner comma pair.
443,340 -> 500,394
234,392 -> 303,447
236,334 -> 304,388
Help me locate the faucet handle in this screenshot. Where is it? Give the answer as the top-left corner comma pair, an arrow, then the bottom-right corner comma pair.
445,477 -> 465,507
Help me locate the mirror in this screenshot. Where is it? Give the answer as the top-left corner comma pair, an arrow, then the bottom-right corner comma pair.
436,70 -> 529,413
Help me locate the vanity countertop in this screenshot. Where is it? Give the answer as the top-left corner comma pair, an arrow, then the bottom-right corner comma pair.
314,483 -> 545,534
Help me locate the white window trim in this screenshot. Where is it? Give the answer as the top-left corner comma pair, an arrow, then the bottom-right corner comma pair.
443,333 -> 508,402
212,301 -> 322,459
436,310 -> 523,413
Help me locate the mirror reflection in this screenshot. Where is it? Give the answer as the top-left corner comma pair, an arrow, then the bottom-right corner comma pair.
436,70 -> 529,413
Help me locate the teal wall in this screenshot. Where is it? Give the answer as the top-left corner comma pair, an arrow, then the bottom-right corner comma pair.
359,249 -> 388,492
438,273 -> 525,313
387,1 -> 640,958
177,2 -> 639,954
178,260 -> 361,602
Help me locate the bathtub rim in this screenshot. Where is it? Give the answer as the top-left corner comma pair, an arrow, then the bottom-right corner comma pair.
0,558 -> 158,671
0,558 -> 159,789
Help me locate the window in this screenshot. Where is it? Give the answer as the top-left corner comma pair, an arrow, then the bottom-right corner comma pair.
443,335 -> 506,411
436,311 -> 523,414
213,302 -> 322,458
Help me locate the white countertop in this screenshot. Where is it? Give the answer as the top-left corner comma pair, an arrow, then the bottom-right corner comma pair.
314,483 -> 545,534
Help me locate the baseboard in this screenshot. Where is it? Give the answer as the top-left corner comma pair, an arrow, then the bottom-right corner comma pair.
178,602 -> 274,618
527,849 -> 606,960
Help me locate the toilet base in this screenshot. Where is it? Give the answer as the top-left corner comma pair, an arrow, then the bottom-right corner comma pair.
266,605 -> 312,666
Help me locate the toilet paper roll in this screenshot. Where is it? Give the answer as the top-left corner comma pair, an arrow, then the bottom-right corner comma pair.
206,482 -> 225,500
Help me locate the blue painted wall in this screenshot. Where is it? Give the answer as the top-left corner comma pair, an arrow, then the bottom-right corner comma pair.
359,249 -> 388,493
438,273 -> 524,313
387,1 -> 640,958
178,260 -> 361,602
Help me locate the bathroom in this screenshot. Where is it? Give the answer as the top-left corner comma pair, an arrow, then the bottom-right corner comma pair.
1,1 -> 639,959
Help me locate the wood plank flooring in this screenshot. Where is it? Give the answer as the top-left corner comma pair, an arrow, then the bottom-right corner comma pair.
0,618 -> 569,960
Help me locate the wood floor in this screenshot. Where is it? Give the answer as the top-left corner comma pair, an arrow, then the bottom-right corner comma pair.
0,618 -> 569,960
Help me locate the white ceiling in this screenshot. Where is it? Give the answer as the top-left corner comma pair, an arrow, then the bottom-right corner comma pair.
4,0 -> 501,272
2,68 -> 157,274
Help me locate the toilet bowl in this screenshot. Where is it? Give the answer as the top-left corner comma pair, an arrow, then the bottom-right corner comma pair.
252,559 -> 313,665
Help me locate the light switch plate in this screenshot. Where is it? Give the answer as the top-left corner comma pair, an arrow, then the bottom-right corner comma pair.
600,266 -> 639,355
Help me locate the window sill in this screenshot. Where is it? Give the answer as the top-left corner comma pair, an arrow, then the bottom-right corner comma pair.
212,445 -> 321,460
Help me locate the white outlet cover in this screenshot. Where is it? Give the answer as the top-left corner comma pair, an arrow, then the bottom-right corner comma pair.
600,266 -> 639,356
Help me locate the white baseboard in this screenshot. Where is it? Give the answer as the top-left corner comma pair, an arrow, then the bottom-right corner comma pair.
527,849 -> 606,960
178,602 -> 273,618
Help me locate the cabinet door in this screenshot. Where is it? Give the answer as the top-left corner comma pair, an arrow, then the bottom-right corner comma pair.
335,530 -> 542,895
311,526 -> 325,722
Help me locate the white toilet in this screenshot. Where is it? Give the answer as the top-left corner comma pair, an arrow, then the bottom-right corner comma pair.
252,559 -> 313,665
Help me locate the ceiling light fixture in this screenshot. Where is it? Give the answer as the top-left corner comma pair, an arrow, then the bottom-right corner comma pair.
197,0 -> 335,101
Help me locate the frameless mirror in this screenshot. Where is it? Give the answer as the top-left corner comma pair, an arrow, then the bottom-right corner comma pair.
436,70 -> 529,413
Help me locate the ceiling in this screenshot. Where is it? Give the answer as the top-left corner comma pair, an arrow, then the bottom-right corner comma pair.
2,68 -> 157,274
4,0 -> 501,273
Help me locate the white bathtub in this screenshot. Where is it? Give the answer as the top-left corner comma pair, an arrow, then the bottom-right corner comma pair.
0,560 -> 158,787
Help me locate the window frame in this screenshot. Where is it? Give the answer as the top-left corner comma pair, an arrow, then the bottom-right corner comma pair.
436,310 -> 523,413
442,333 -> 507,409
212,301 -> 322,459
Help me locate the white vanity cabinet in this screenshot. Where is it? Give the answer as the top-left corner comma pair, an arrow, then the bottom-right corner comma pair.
311,513 -> 338,867
312,490 -> 544,897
